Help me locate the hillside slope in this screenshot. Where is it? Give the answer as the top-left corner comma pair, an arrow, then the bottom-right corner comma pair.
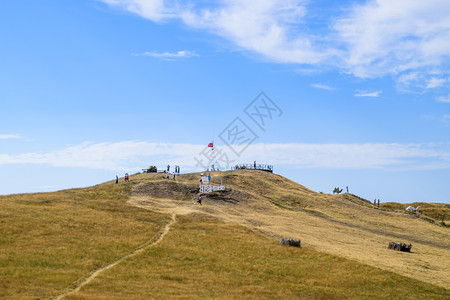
129,170 -> 450,289
1,170 -> 449,299
0,184 -> 170,299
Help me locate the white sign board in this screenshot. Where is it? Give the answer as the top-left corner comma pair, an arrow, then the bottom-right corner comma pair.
199,185 -> 225,193
201,176 -> 209,184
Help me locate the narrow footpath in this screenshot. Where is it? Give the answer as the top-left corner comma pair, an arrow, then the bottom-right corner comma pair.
53,213 -> 177,300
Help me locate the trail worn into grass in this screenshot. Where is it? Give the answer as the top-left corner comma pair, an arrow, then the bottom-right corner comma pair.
54,213 -> 176,300
129,171 -> 450,289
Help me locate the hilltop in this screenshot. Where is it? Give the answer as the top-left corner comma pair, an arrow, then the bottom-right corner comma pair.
130,170 -> 450,289
0,170 -> 449,299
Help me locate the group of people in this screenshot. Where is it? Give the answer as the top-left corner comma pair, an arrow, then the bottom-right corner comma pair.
374,199 -> 380,208
116,163 -> 183,183
166,171 -> 177,180
165,164 -> 181,180
167,165 -> 181,174
199,173 -> 211,185
115,173 -> 129,184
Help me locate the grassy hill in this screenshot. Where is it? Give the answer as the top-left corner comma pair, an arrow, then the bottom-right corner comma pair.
380,202 -> 450,225
1,170 -> 449,299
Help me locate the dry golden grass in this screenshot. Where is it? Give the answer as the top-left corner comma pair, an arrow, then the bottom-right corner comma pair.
1,170 -> 449,299
129,170 -> 450,289
0,182 -> 169,299
67,215 -> 449,299
381,202 -> 450,224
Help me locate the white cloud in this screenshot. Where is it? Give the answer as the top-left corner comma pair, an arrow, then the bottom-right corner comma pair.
100,0 -> 335,65
1,141 -> 449,171
0,134 -> 20,140
100,0 -> 450,95
426,77 -> 447,89
437,94 -> 450,103
311,83 -> 334,91
354,90 -> 382,97
99,0 -> 176,22
239,143 -> 450,170
179,0 -> 335,65
334,0 -> 450,79
0,141 -> 203,171
133,50 -> 198,60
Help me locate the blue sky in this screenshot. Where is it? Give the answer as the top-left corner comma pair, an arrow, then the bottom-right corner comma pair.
1,0 -> 449,203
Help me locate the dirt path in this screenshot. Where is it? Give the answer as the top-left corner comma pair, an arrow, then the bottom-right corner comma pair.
128,194 -> 450,289
53,213 -> 176,300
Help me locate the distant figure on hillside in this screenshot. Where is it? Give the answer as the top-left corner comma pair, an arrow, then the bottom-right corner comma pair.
167,165 -> 170,172
115,175 -> 118,184
373,199 -> 376,207
333,187 -> 343,194
200,178 -> 203,185
124,173 -> 129,182
166,172 -> 170,179
173,172 -> 176,180
178,166 -> 180,173
406,205 -> 421,213
378,199 -> 380,208
254,161 -> 256,169
208,173 -> 211,184
197,196 -> 202,205
346,186 -> 348,193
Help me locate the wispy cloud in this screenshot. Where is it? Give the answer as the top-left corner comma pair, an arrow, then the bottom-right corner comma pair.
311,83 -> 334,91
1,141 -> 449,171
133,50 -> 198,60
354,90 -> 382,97
0,141 -> 202,171
334,0 -> 450,80
0,134 -> 20,140
99,0 -> 176,22
426,77 -> 447,89
437,94 -> 450,103
100,0 -> 333,65
100,0 -> 450,96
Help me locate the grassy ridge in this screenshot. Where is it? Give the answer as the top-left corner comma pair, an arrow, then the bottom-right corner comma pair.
1,171 -> 449,299
129,170 -> 450,289
381,202 -> 450,224
69,215 -> 450,299
0,183 -> 169,299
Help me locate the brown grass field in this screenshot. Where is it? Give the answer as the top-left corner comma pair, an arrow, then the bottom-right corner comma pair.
1,170 -> 449,299
0,183 -> 170,299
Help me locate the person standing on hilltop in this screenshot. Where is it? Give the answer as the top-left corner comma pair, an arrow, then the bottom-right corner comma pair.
115,175 -> 118,184
124,173 -> 129,182
208,173 -> 211,184
173,171 -> 176,180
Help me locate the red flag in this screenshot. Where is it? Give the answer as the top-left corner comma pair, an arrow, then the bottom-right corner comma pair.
208,142 -> 214,148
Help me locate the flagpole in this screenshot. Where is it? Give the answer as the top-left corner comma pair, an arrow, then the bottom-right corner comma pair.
211,140 -> 213,171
